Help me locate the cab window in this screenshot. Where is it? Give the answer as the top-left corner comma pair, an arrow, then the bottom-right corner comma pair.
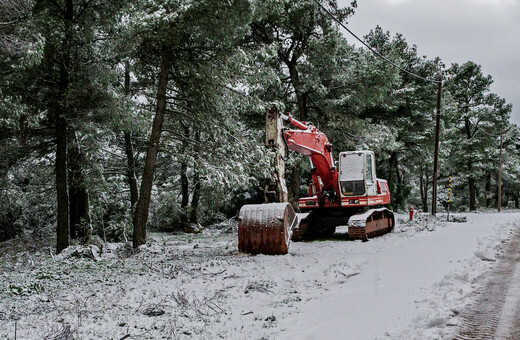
366,154 -> 373,183
340,180 -> 365,196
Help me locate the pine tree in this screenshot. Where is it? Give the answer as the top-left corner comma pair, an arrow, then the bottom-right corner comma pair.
445,62 -> 511,211
13,0 -> 128,252
130,0 -> 252,247
249,0 -> 357,204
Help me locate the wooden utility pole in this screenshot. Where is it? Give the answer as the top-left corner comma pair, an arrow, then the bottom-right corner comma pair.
432,75 -> 442,215
498,134 -> 503,212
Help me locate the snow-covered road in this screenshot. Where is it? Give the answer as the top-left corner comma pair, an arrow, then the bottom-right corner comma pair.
1,211 -> 519,339
282,212 -> 520,340
454,225 -> 520,340
284,214 -> 519,339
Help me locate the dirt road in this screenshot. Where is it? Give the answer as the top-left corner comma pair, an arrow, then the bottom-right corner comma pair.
455,227 -> 520,340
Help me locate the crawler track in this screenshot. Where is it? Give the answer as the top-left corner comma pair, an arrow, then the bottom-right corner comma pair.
348,208 -> 395,241
453,226 -> 520,340
348,225 -> 393,240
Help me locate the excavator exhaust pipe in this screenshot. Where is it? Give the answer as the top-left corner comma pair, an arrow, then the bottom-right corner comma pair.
238,203 -> 297,255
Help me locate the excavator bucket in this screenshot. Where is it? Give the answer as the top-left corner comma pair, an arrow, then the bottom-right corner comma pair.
238,203 -> 297,255
348,208 -> 395,241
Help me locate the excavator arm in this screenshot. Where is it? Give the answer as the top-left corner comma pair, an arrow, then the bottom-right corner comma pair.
279,111 -> 339,206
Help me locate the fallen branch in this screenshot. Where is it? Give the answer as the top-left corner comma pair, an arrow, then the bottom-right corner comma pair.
201,269 -> 226,276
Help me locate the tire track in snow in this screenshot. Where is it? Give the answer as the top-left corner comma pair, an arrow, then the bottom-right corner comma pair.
454,225 -> 520,340
494,250 -> 520,340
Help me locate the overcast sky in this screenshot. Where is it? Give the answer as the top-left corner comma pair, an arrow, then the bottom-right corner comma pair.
337,0 -> 520,124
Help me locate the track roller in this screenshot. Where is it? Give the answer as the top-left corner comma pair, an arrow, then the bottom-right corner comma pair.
238,203 -> 297,255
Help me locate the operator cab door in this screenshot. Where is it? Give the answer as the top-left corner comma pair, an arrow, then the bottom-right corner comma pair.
339,151 -> 377,197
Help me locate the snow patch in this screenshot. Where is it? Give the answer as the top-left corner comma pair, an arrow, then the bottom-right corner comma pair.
1,212 -> 519,339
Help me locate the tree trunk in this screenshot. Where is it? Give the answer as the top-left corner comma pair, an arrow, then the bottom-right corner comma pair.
468,171 -> 477,211
68,132 -> 90,241
469,185 -> 476,211
387,153 -> 395,195
286,62 -> 308,121
286,61 -> 307,209
388,152 -> 399,210
289,166 -> 301,209
123,62 -> 138,210
180,159 -> 189,227
56,110 -> 69,253
189,171 -> 201,224
514,195 -> 519,209
56,0 -> 74,254
463,119 -> 477,211
179,123 -> 190,228
424,167 -> 429,212
189,130 -> 201,224
485,171 -> 491,207
132,48 -> 170,248
124,131 -> 139,209
419,170 -> 424,207
420,167 -> 429,212
395,158 -> 403,199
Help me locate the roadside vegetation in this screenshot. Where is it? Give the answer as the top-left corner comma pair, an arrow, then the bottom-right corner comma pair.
0,0 -> 517,251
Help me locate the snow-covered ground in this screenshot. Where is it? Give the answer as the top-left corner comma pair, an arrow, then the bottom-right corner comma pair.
1,211 -> 519,339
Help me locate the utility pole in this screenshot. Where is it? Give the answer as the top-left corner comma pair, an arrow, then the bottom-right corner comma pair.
498,134 -> 503,212
432,75 -> 442,215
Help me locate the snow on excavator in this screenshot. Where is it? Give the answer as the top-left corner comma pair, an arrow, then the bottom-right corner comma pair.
238,107 -> 394,255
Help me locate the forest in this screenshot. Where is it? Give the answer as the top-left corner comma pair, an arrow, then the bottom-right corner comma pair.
0,0 -> 518,253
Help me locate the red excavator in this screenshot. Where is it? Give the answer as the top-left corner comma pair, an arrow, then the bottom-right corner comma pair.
238,107 -> 394,255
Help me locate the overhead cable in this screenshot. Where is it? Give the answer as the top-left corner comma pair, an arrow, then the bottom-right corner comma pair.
313,0 -> 441,84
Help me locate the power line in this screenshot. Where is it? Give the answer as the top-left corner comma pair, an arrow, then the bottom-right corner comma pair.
478,126 -> 512,138
313,0 -> 441,84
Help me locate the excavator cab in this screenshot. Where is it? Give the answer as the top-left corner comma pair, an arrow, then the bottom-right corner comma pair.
339,151 -> 377,198
337,150 -> 391,211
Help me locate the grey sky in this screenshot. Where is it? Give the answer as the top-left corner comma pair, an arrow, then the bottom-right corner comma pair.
337,0 -> 520,124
